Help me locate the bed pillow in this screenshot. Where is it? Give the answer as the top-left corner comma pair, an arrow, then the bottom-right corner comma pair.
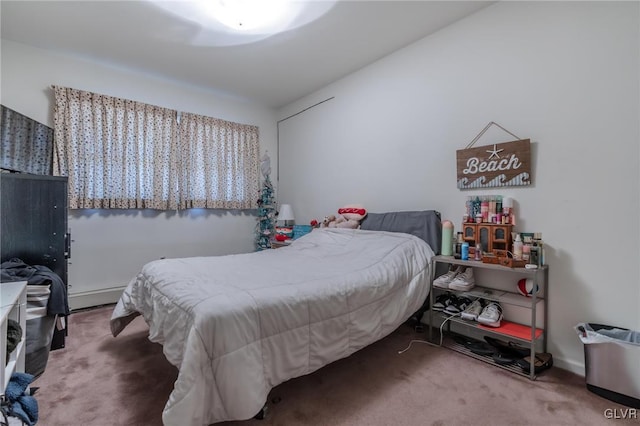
359,210 -> 442,254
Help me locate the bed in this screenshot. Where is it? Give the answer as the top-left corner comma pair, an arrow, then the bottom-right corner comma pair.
110,210 -> 440,425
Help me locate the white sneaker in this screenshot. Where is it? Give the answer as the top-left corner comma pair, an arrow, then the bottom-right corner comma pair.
477,302 -> 503,327
433,266 -> 463,289
460,299 -> 484,321
449,268 -> 475,291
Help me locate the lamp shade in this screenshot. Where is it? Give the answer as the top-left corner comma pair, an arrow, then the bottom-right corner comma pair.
277,204 -> 295,222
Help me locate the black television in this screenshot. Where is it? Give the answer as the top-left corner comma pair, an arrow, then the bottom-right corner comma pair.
0,105 -> 53,175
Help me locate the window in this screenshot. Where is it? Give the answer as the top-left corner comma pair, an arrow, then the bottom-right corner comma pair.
178,112 -> 259,209
53,86 -> 259,210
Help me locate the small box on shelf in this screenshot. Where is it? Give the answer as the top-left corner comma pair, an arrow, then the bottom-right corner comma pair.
479,252 -> 526,268
498,257 -> 527,268
481,254 -> 500,264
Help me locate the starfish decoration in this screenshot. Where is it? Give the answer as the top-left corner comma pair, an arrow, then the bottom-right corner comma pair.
486,144 -> 504,160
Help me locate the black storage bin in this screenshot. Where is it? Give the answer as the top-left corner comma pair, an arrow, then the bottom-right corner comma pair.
25,284 -> 56,378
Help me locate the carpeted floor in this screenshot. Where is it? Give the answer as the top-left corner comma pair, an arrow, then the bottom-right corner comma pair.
32,306 -> 635,426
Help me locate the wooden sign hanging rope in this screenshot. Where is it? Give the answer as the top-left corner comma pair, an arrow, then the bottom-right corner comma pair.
465,121 -> 522,149
457,122 -> 531,189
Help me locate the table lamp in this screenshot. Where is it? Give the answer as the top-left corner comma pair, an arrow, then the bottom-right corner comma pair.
277,204 -> 295,227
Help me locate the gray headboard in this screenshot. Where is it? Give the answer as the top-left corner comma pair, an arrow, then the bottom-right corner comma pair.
360,210 -> 442,254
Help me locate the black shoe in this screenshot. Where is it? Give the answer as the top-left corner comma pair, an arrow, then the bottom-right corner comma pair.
433,292 -> 456,312
492,352 -> 517,365
445,296 -> 473,315
516,352 -> 553,374
466,341 -> 495,356
452,333 -> 476,346
484,336 -> 530,358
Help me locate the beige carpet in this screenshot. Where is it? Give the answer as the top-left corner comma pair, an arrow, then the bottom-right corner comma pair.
32,306 -> 634,426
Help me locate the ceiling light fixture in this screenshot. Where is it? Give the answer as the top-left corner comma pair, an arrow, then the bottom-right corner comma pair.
205,0 -> 292,31
148,0 -> 336,46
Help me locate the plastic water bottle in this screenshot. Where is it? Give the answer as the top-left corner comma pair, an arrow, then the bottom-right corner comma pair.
441,220 -> 454,256
461,242 -> 469,260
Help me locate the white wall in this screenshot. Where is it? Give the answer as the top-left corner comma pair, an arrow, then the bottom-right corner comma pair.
277,1 -> 640,375
1,40 -> 278,308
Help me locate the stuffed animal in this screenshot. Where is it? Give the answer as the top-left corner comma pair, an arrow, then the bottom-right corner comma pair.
320,215 -> 336,228
330,214 -> 349,228
322,205 -> 367,229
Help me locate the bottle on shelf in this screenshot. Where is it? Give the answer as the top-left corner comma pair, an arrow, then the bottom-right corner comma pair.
461,242 -> 469,260
455,232 -> 463,257
513,233 -> 523,260
481,197 -> 489,222
472,197 -> 481,218
441,220 -> 454,256
502,197 -> 512,224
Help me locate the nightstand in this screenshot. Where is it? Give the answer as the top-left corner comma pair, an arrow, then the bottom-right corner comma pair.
270,240 -> 292,249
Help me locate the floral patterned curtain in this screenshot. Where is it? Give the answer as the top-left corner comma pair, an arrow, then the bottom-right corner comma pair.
52,86 -> 259,210
178,112 -> 259,209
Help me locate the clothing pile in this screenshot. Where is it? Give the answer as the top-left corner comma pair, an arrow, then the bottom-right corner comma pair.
0,372 -> 38,426
0,259 -> 68,317
1,258 -> 69,378
5,319 -> 22,355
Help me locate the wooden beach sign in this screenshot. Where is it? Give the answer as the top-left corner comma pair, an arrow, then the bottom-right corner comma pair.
456,139 -> 531,189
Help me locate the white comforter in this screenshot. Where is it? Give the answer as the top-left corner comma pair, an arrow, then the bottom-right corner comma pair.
110,228 -> 434,425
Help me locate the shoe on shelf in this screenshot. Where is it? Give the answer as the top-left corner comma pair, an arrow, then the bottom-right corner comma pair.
516,352 -> 553,374
433,266 -> 463,289
449,267 -> 475,291
445,296 -> 473,315
484,336 -> 530,358
492,352 -> 517,365
466,341 -> 496,356
460,298 -> 485,321
433,292 -> 457,312
477,302 -> 503,327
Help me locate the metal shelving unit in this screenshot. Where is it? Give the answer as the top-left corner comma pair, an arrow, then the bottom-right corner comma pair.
428,255 -> 548,380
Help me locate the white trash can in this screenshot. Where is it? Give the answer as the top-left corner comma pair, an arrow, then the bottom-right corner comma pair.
575,323 -> 640,408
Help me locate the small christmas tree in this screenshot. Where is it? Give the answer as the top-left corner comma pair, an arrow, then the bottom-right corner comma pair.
255,152 -> 276,250
255,176 -> 276,250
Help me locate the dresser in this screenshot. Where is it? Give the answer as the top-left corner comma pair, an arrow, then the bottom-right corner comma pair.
0,172 -> 70,349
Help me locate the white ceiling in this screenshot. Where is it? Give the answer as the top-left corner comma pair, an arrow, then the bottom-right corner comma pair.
1,1 -> 493,108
